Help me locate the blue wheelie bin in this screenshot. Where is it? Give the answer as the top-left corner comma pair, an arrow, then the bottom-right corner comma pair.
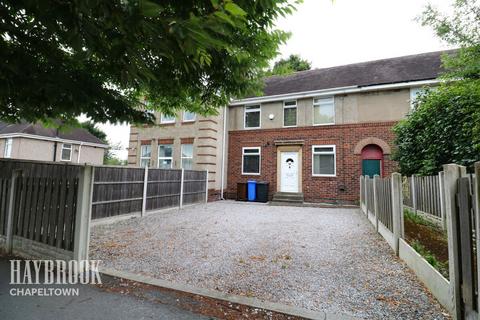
247,180 -> 257,201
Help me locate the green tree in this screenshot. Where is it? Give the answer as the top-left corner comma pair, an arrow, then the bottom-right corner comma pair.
79,120 -> 126,165
0,0 -> 296,125
393,0 -> 480,175
79,121 -> 108,143
268,54 -> 311,76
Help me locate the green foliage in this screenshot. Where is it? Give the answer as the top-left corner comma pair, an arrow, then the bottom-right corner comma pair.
403,208 -> 439,229
393,0 -> 480,175
79,121 -> 108,143
0,0 -> 298,125
410,240 -> 449,277
267,54 -> 311,76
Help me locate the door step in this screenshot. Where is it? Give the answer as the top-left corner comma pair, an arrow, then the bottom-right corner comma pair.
270,192 -> 304,205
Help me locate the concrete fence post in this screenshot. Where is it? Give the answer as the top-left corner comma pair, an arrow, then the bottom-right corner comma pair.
364,175 -> 370,216
438,171 -> 446,230
391,172 -> 403,255
443,163 -> 466,320
179,168 -> 184,209
373,175 -> 379,232
359,175 -> 365,213
141,166 -> 148,217
205,170 -> 209,203
73,165 -> 94,265
411,175 -> 417,214
474,162 -> 480,317
5,169 -> 21,254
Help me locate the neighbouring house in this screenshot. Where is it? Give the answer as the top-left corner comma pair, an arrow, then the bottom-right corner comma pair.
129,50 -> 449,204
0,122 -> 108,165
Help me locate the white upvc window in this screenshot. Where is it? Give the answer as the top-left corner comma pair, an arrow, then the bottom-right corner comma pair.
158,144 -> 173,169
312,145 -> 336,177
140,144 -> 151,167
61,143 -> 72,161
313,97 -> 335,125
183,111 -> 196,122
242,147 -> 261,175
244,105 -> 261,129
410,87 -> 424,109
181,144 -> 194,169
160,113 -> 176,124
283,100 -> 297,127
4,138 -> 12,158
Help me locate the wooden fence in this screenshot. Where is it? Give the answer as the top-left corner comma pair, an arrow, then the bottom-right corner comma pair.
91,166 -> 208,220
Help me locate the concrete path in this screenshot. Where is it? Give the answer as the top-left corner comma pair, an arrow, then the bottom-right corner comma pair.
91,201 -> 450,319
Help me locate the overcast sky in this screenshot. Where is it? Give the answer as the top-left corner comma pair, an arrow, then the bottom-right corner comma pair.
102,0 -> 454,160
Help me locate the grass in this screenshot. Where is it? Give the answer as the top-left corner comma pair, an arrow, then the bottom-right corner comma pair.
403,208 -> 439,229
410,239 -> 449,277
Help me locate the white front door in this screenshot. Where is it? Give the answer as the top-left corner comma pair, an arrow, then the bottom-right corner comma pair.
280,152 -> 299,192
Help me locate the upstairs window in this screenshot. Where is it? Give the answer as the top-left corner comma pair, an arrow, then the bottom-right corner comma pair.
242,147 -> 261,175
283,100 -> 297,127
183,111 -> 196,122
158,144 -> 173,169
4,138 -> 12,158
313,97 -> 335,125
61,143 -> 72,161
410,87 -> 425,109
181,144 -> 194,169
160,113 -> 176,124
312,145 -> 336,176
244,105 -> 261,129
140,144 -> 151,167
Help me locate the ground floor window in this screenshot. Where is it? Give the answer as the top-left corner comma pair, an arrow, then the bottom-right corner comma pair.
61,143 -> 72,161
181,144 -> 194,169
312,145 -> 336,176
242,147 -> 261,175
140,144 -> 151,167
158,144 -> 173,169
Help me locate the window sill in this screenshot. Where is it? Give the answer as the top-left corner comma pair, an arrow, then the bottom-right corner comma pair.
312,123 -> 335,126
242,173 -> 261,176
312,174 -> 336,178
159,122 -> 175,126
181,121 -> 196,124
243,127 -> 261,130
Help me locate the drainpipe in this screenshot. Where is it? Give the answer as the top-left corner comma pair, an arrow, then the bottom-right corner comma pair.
77,142 -> 83,163
53,141 -> 57,161
220,105 -> 227,200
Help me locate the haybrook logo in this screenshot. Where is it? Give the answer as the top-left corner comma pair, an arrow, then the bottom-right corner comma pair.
9,260 -> 102,296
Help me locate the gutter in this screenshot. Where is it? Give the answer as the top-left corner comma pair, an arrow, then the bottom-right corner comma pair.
220,105 -> 227,200
229,79 -> 440,106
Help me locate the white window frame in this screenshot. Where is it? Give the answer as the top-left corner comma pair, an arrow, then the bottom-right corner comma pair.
244,105 -> 261,129
61,143 -> 72,161
312,145 -> 336,177
140,144 -> 151,167
181,144 -> 194,169
241,147 -> 261,175
312,97 -> 335,126
160,113 -> 176,124
409,87 -> 423,109
283,100 -> 297,127
4,138 -> 12,158
158,144 -> 173,169
182,111 -> 196,122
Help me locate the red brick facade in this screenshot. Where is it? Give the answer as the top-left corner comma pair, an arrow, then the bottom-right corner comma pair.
227,121 -> 398,204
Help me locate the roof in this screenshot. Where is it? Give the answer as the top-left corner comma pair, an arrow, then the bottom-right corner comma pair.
0,121 -> 108,147
258,50 -> 454,98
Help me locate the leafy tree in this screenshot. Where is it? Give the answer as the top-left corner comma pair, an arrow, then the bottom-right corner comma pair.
393,0 -> 480,175
0,0 -> 296,125
267,54 -> 311,75
79,121 -> 108,143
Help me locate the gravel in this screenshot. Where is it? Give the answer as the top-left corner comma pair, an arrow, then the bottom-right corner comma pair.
90,201 -> 450,319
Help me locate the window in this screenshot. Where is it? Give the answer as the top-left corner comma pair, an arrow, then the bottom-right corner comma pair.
312,145 -> 336,176
4,138 -> 12,158
181,144 -> 193,169
140,144 -> 151,167
242,147 -> 261,175
61,143 -> 72,161
160,113 -> 176,124
158,144 -> 173,169
183,111 -> 196,122
410,87 -> 424,109
244,105 -> 261,129
313,97 -> 335,125
283,100 -> 297,127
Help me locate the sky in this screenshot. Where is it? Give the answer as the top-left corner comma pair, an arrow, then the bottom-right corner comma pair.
102,0 -> 454,160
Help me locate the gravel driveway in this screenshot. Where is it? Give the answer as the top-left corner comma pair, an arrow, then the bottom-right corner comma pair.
90,201 -> 449,319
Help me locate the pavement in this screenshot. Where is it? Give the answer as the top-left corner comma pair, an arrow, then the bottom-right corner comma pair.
0,258 -> 212,320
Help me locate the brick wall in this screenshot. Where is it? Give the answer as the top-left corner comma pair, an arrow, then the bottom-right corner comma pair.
227,121 -> 398,204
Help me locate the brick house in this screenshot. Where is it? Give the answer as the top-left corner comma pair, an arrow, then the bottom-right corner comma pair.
129,50 -> 448,204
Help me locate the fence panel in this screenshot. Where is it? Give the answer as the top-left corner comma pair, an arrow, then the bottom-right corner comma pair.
376,177 -> 393,231
404,175 -> 443,221
146,169 -> 182,210
183,170 -> 208,205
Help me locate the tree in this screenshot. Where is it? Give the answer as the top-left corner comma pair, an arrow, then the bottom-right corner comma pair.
267,54 -> 311,76
0,0 -> 296,125
79,121 -> 107,143
392,0 -> 480,175
79,120 -> 126,165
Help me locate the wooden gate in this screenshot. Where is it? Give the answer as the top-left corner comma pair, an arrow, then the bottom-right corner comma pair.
456,176 -> 478,320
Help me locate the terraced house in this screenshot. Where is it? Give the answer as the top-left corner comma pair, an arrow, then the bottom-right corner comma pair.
129,50 -> 449,204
